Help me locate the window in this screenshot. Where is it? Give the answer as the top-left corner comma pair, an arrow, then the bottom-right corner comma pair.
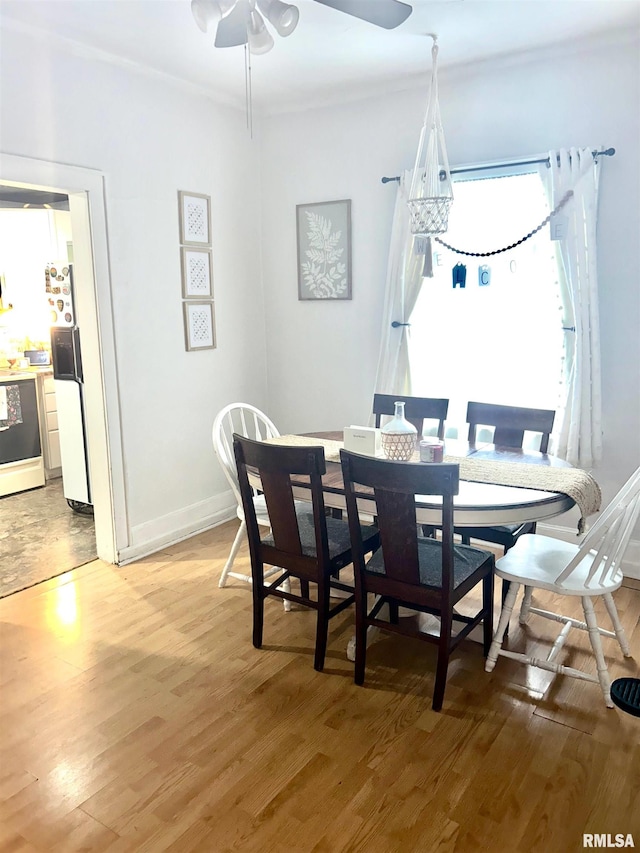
408,170 -> 563,440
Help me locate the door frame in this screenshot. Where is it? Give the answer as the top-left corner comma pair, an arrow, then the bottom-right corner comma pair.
0,152 -> 127,563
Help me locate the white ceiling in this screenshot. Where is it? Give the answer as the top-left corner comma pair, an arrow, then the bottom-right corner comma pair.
2,0 -> 639,114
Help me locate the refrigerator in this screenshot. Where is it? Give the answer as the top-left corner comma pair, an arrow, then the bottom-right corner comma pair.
46,262 -> 92,510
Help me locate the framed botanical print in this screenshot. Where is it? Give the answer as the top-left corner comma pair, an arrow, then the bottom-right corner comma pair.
296,198 -> 352,300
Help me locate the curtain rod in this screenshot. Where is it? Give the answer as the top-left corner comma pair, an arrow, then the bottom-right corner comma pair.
381,147 -> 616,184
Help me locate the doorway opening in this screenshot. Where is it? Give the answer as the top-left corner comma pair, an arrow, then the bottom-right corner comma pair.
0,189 -> 97,596
0,152 -> 126,596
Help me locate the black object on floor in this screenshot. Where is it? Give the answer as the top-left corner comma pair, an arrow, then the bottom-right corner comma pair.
610,678 -> 640,717
68,499 -> 94,516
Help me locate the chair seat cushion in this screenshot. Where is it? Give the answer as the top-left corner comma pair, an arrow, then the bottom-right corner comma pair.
495,533 -> 624,595
263,506 -> 378,561
365,537 -> 491,589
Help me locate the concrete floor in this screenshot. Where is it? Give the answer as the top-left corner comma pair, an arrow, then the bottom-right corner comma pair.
0,478 -> 96,597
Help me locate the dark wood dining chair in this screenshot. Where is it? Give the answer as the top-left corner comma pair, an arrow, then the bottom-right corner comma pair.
373,393 -> 449,536
233,434 -> 380,672
458,401 -> 556,553
373,393 -> 449,439
466,401 -> 555,454
340,450 -> 494,712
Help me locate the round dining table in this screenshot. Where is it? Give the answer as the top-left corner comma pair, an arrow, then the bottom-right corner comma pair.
262,431 -> 580,660
301,433 -> 576,527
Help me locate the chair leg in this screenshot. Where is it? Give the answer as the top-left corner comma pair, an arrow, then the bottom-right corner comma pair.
485,582 -> 520,672
501,578 -> 512,638
519,585 -> 533,624
354,587 -> 368,685
314,580 -> 331,672
582,596 -> 613,708
602,592 -> 631,657
433,610 -> 453,712
219,519 -> 246,587
281,575 -> 292,612
252,564 -> 264,650
482,572 -> 494,656
388,600 -> 400,624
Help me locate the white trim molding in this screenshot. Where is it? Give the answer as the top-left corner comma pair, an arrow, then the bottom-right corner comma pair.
118,492 -> 237,565
0,152 -> 126,565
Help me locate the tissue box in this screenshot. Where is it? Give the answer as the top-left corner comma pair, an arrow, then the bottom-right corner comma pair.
343,426 -> 382,457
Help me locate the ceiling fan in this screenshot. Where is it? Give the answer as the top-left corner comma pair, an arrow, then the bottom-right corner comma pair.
191,0 -> 413,54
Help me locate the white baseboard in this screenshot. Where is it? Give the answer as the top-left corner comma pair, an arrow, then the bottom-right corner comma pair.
117,491 -> 237,565
109,501 -> 640,582
538,522 -> 640,581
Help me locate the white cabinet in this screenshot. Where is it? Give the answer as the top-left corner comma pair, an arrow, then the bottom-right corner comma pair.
36,372 -> 62,478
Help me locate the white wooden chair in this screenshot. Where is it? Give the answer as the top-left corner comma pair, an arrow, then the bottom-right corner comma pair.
486,465 -> 640,707
212,403 -> 283,589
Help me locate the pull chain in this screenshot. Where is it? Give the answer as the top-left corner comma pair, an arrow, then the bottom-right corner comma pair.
244,45 -> 253,138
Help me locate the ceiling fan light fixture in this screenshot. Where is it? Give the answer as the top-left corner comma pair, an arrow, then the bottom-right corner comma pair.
257,0 -> 299,37
247,8 -> 275,54
191,0 -> 227,33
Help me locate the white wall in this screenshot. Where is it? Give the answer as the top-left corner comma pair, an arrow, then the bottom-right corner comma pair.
0,27 -> 268,557
1,22 -> 638,572
260,32 -> 640,552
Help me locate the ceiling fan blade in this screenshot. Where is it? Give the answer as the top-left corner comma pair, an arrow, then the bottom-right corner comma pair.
215,0 -> 249,47
312,0 -> 412,30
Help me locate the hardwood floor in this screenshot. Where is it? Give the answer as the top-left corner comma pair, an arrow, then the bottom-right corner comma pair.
0,520 -> 638,852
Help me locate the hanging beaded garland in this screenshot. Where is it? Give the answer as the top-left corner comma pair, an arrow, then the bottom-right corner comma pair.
435,189 -> 575,257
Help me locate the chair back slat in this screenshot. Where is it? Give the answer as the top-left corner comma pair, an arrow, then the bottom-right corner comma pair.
341,450 -> 459,592
373,490 -> 421,585
598,495 -> 640,585
373,394 -> 449,439
212,403 -> 280,504
555,466 -> 640,587
466,401 -> 555,452
258,469 -> 303,556
585,521 -> 620,586
239,407 -> 248,440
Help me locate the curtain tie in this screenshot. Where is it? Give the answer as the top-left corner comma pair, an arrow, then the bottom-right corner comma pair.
391,321 -> 411,328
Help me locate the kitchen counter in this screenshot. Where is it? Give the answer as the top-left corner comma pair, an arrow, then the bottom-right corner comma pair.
0,367 -> 52,381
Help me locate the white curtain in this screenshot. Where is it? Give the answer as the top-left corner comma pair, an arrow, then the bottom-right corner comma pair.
372,170 -> 424,396
540,148 -> 602,468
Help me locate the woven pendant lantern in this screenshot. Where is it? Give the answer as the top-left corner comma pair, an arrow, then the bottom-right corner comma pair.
408,35 -> 453,236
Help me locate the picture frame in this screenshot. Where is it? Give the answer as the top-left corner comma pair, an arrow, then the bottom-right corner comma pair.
296,198 -> 352,301
178,190 -> 211,246
181,247 -> 213,299
183,301 -> 216,351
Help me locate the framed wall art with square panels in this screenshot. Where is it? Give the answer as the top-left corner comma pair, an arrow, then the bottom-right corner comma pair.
181,247 -> 213,299
183,301 -> 216,351
178,190 -> 211,246
296,198 -> 352,301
